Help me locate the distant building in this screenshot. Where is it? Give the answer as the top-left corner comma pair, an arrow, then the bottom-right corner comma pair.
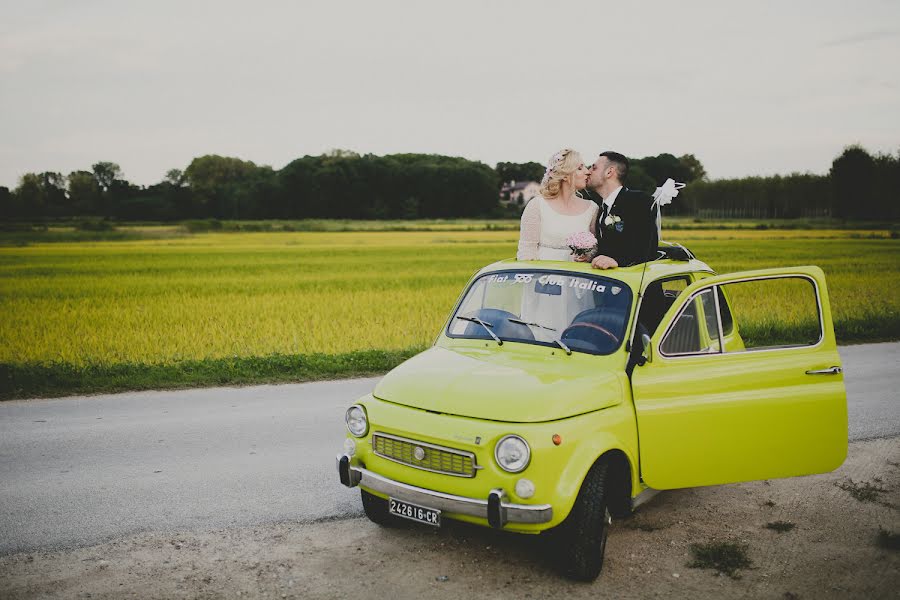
500,180 -> 540,206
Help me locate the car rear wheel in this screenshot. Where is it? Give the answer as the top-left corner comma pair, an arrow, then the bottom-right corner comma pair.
554,458 -> 611,581
361,489 -> 406,527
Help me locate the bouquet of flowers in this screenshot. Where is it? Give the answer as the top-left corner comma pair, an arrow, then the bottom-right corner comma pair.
565,231 -> 597,260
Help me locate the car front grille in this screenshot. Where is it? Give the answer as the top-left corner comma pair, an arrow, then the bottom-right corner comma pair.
372,432 -> 477,478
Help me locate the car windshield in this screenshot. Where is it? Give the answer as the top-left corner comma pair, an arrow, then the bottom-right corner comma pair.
447,270 -> 633,355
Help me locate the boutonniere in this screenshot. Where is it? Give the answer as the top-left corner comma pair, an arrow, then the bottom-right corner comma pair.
603,214 -> 624,232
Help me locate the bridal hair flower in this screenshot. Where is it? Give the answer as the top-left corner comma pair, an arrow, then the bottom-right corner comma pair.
539,149 -> 583,198
543,149 -> 571,180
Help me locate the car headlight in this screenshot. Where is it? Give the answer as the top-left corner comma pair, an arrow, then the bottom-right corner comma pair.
345,404 -> 368,437
494,435 -> 530,473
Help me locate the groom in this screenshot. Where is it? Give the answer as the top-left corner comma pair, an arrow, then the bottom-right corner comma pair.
586,151 -> 658,269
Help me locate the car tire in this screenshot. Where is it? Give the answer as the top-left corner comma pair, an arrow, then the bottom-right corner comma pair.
606,456 -> 634,519
361,489 -> 406,528
555,458 -> 611,581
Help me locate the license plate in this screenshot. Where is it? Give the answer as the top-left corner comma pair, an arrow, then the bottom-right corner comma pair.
389,498 -> 441,527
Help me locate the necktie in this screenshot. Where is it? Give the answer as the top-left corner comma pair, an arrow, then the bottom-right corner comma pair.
599,203 -> 609,237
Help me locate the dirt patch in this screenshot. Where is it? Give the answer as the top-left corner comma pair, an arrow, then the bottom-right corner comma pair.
1,437 -> 898,599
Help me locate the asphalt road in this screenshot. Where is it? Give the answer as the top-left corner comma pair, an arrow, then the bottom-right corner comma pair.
1,342 -> 897,555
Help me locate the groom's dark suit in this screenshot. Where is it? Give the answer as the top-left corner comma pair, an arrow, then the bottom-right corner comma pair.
593,187 -> 658,267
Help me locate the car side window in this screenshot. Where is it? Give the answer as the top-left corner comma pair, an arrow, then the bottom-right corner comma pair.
717,276 -> 822,351
660,276 -> 822,357
718,287 -> 734,336
659,289 -> 722,355
660,278 -> 689,296
637,276 -> 691,336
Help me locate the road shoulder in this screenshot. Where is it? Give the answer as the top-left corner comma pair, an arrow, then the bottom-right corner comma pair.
2,436 -> 898,599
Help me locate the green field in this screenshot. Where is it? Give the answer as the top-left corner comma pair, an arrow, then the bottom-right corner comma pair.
1,225 -> 897,399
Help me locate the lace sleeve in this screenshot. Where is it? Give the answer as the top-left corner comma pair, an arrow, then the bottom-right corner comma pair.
516,198 -> 541,260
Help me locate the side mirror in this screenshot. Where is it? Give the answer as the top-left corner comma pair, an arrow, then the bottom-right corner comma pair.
639,333 -> 652,365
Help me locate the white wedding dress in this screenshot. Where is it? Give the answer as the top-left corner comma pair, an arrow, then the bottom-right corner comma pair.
516,196 -> 600,261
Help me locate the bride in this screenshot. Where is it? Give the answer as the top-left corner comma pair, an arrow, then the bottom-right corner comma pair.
516,148 -> 598,261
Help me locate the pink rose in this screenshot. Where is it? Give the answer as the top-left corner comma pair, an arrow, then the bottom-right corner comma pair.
565,231 -> 597,258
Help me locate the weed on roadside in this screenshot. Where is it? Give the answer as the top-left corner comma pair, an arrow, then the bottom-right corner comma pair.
876,529 -> 900,551
687,541 -> 753,579
765,521 -> 796,533
836,479 -> 887,503
763,500 -> 776,507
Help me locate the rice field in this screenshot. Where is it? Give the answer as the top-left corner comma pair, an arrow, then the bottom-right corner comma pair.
1,228 -> 898,370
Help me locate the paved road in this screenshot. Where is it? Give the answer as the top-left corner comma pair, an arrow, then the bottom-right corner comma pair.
1,342 -> 897,555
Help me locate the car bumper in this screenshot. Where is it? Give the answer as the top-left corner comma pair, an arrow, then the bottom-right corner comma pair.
336,453 -> 553,528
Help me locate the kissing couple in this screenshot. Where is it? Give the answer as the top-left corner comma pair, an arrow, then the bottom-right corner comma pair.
516,149 -> 659,269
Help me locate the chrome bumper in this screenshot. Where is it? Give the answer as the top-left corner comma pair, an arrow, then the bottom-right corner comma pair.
336,453 -> 553,527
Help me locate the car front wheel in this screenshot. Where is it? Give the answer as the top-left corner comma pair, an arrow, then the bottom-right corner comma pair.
554,458 -> 612,581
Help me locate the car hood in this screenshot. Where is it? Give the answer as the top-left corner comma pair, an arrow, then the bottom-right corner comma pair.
373,346 -> 624,423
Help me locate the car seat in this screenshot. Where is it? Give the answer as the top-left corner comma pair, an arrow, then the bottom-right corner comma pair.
561,306 -> 627,354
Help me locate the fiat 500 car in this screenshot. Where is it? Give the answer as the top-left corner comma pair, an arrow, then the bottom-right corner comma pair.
336,247 -> 847,580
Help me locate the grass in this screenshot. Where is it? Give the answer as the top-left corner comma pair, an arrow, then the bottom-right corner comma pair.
0,228 -> 173,245
3,216 -> 897,244
0,224 -> 898,399
663,217 -> 899,232
0,219 -> 525,245
687,541 -> 753,578
0,347 -> 425,400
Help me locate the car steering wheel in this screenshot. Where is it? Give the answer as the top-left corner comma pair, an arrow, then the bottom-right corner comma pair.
562,322 -> 620,346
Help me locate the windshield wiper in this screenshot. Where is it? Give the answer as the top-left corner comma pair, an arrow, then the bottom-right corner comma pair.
507,317 -> 557,332
455,316 -> 503,345
505,317 -> 569,354
552,338 -> 572,356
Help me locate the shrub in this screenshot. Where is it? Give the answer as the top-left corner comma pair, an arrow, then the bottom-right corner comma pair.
183,219 -> 223,232
75,219 -> 114,232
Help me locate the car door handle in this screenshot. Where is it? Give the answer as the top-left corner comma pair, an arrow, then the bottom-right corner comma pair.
805,366 -> 842,375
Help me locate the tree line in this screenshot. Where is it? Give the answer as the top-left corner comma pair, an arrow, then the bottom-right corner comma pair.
1,145 -> 897,222
0,152 -> 499,221
677,146 -> 899,220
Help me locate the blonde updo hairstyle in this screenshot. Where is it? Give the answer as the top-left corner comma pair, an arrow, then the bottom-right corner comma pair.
539,148 -> 584,198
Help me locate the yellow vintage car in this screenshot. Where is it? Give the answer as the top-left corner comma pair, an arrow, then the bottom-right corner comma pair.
336,245 -> 848,580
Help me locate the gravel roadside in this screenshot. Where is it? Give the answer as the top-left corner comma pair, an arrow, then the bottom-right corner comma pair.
2,436 -> 898,600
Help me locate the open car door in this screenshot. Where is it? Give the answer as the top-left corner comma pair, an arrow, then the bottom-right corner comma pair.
631,266 -> 847,490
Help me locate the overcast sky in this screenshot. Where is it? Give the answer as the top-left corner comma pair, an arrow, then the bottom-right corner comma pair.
1,0 -> 898,188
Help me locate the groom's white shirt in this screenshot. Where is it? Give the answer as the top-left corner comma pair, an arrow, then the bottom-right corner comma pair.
602,185 -> 624,212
